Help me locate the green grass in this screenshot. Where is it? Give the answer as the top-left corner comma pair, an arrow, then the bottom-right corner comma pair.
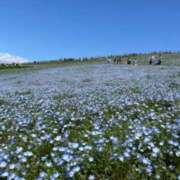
1,52 -> 180,74
0,59 -> 106,73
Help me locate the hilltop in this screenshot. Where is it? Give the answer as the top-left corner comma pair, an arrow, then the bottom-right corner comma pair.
0,51 -> 180,72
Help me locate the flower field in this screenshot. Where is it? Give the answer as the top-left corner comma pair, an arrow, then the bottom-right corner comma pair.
0,64 -> 180,179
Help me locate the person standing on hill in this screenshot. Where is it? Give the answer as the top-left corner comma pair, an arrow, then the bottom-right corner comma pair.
157,54 -> 162,65
149,55 -> 162,65
149,55 -> 156,65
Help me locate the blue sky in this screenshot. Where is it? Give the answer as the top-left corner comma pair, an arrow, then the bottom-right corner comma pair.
0,0 -> 180,61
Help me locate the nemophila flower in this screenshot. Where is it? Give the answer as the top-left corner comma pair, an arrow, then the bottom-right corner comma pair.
88,174 -> 96,180
79,146 -> 85,152
168,140 -> 179,147
84,145 -> 92,151
51,152 -> 56,158
52,147 -> 58,151
148,142 -> 155,149
1,125 -> 6,130
82,130 -> 89,137
96,138 -> 105,144
123,151 -> 130,158
69,142 -> 79,149
41,156 -> 47,161
24,151 -> 33,157
89,157 -> 94,162
155,174 -> 161,179
41,134 -> 51,140
31,133 -> 37,138
9,163 -> 16,170
22,136 -> 28,142
134,132 -> 142,140
110,136 -> 118,144
169,165 -> 175,170
39,171 -> 47,178
45,161 -> 52,167
98,146 -> 104,152
176,151 -> 180,157
69,166 -> 80,177
0,151 -> 9,161
64,131 -> 69,138
61,154 -> 73,162
55,135 -> 62,141
141,157 -> 151,165
92,131 -> 101,136
8,173 -> 17,179
19,156 -> 27,163
177,174 -> 180,180
16,147 -> 23,154
144,137 -> 151,143
50,172 -> 60,179
58,147 -> 67,152
146,165 -> 153,174
153,147 -> 160,154
53,157 -> 63,166
0,161 -> 7,168
1,172 -> 9,177
172,133 -> 179,139
118,156 -> 124,162
159,141 -> 164,146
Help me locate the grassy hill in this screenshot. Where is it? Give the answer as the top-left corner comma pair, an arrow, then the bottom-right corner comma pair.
1,51 -> 180,72
109,51 -> 180,65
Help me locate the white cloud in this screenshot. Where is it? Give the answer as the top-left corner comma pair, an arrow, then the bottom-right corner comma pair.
0,53 -> 29,64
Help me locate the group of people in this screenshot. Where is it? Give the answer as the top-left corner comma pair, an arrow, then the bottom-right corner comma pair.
149,55 -> 162,65
107,55 -> 162,65
127,58 -> 138,65
107,57 -> 122,64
